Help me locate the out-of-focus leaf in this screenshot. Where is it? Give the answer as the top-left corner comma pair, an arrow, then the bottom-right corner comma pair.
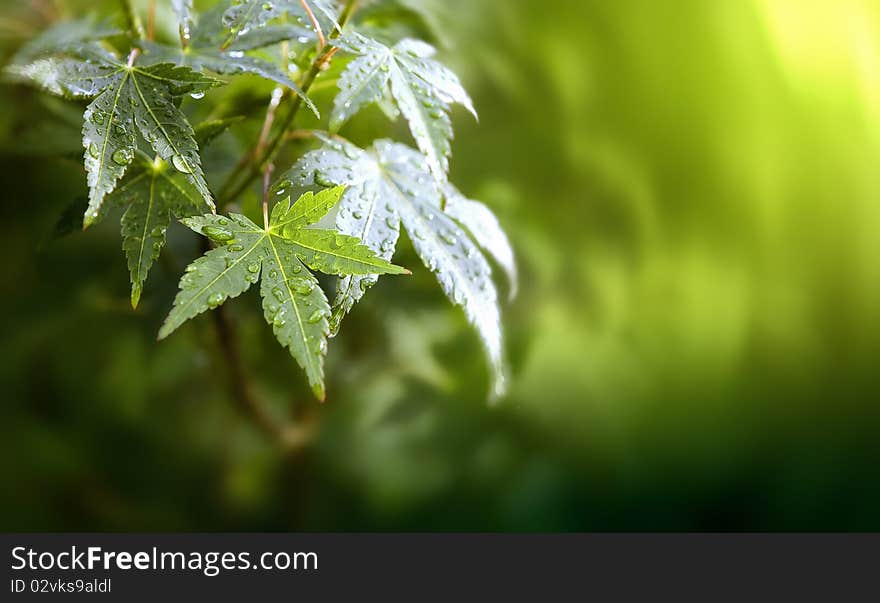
444,184 -> 517,299
10,17 -> 121,65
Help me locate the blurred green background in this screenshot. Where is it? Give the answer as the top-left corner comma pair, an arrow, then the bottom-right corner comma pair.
2,0 -> 880,530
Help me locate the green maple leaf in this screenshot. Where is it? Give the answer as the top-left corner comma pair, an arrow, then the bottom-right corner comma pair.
112,152 -> 206,308
75,117 -> 232,310
279,135 -> 512,400
330,32 -> 477,181
158,186 -> 409,399
82,61 -> 221,226
9,46 -> 224,227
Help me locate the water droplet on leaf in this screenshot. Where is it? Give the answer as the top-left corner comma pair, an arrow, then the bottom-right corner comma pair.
172,154 -> 193,174
203,226 -> 234,242
111,149 -> 132,165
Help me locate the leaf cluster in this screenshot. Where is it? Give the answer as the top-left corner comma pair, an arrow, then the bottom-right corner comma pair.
5,0 -> 516,400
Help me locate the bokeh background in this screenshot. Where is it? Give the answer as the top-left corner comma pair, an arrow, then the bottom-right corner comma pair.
2,0 -> 880,530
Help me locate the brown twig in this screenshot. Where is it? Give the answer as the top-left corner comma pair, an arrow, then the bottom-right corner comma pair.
299,0 -> 326,49
146,0 -> 156,41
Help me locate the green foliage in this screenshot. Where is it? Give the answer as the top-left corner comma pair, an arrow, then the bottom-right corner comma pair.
160,187 -> 407,398
4,0 -> 515,402
9,16 -> 121,66
14,46 -> 223,224
115,153 -> 205,307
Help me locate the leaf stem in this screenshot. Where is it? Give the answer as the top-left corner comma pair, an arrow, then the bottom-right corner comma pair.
126,48 -> 140,68
217,0 -> 358,207
262,163 -> 274,229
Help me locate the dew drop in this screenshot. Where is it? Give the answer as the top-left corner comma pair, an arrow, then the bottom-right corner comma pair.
87,144 -> 99,159
207,292 -> 224,308
314,171 -> 335,187
292,278 -> 315,295
172,154 -> 193,174
307,309 -> 324,324
247,263 -> 259,273
111,149 -> 132,165
203,226 -> 234,242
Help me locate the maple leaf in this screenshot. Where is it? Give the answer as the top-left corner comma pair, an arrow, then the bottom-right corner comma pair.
158,186 -> 409,398
9,47 -> 223,226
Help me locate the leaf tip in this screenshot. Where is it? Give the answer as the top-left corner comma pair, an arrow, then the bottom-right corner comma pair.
131,284 -> 142,309
312,382 -> 326,402
157,322 -> 172,341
